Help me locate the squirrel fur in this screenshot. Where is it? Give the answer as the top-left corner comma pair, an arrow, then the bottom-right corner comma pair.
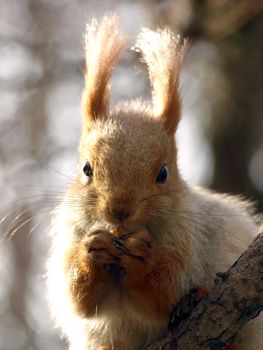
47,13 -> 263,350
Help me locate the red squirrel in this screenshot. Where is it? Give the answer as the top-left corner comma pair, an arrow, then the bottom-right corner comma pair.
47,13 -> 263,350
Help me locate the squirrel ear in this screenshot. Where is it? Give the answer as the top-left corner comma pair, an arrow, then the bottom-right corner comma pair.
82,14 -> 127,130
134,28 -> 187,134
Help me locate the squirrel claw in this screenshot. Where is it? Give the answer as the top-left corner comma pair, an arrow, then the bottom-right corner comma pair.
112,238 -> 128,253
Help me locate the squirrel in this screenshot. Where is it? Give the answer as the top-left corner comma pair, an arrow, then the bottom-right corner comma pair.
47,13 -> 263,350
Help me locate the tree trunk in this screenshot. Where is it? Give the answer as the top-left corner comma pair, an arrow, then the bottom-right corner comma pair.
145,232 -> 263,350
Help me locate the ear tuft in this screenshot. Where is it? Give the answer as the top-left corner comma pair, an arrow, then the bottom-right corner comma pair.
82,13 -> 128,129
134,28 -> 187,134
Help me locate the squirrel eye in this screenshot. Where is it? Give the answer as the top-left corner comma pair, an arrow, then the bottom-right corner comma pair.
83,160 -> 93,178
156,164 -> 168,184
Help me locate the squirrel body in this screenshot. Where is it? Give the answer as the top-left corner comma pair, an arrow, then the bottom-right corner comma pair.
47,14 -> 263,350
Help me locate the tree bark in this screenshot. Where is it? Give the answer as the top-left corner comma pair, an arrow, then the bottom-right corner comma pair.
145,232 -> 263,350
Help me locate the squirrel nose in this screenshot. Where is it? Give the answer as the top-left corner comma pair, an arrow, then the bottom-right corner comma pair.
110,207 -> 130,222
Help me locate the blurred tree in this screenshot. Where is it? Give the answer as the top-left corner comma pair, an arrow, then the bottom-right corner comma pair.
210,11 -> 263,212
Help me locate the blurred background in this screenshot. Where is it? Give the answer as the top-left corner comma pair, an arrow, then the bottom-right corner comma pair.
0,0 -> 262,349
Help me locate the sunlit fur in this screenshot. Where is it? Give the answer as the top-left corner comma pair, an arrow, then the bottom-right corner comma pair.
81,14 -> 128,129
47,13 -> 263,350
135,28 -> 186,133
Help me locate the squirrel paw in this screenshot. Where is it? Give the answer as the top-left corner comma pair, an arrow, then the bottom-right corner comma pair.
114,228 -> 155,285
85,230 -> 124,276
85,228 -> 155,283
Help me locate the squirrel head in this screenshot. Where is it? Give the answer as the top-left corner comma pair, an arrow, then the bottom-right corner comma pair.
70,14 -> 186,234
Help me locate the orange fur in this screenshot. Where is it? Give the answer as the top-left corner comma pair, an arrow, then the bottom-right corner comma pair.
64,228 -> 183,324
194,286 -> 209,301
225,345 -> 238,350
121,245 -> 183,323
64,234 -> 118,318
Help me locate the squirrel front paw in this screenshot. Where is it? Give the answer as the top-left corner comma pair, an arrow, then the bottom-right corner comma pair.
66,229 -> 125,317
85,230 -> 125,279
86,228 -> 155,284
114,229 -> 156,286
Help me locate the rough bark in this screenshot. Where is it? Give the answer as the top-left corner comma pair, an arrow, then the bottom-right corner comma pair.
145,232 -> 263,350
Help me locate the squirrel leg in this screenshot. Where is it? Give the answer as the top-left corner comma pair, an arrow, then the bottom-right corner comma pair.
64,231 -> 122,318
117,229 -> 185,325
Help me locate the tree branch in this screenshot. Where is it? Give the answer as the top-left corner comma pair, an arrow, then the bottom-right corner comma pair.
145,232 -> 263,350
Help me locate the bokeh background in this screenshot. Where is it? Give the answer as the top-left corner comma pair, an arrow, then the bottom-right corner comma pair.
0,1 -> 262,349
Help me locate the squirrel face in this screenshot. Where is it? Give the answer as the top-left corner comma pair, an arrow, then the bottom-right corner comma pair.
77,103 -> 179,231
67,14 -> 186,235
